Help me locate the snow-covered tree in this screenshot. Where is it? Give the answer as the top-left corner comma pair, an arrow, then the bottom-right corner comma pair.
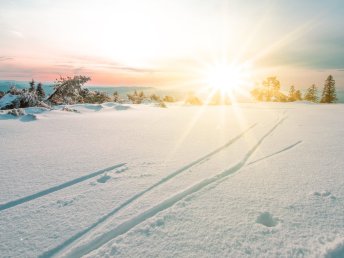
0,86 -> 40,110
321,75 -> 337,103
20,90 -> 39,107
36,83 -> 46,101
48,75 -> 91,104
113,91 -> 119,102
29,79 -> 36,92
304,84 -> 318,102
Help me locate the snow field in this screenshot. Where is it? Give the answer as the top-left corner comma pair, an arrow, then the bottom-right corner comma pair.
0,103 -> 343,257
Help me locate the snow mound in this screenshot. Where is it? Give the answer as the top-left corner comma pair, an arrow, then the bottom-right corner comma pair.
20,114 -> 38,122
114,104 -> 131,111
81,104 -> 103,111
256,212 -> 279,227
68,104 -> 103,112
0,108 -> 38,122
25,107 -> 50,114
293,100 -> 318,105
101,102 -> 117,108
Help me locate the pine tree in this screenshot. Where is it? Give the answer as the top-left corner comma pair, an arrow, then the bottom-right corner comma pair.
304,84 -> 318,102
288,85 -> 296,101
36,82 -> 46,100
321,75 -> 337,103
294,90 -> 302,101
29,79 -> 36,92
262,77 -> 280,101
113,91 -> 119,102
139,91 -> 145,98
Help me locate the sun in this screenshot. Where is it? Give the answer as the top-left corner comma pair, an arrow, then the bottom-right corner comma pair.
204,62 -> 252,94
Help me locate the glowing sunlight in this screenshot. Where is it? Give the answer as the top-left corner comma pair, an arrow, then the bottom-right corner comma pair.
205,62 -> 253,94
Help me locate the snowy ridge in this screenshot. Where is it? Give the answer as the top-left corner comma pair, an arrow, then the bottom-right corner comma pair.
58,117 -> 286,257
0,163 -> 126,212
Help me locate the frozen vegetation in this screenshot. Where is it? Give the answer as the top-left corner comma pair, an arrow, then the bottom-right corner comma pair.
0,101 -> 344,257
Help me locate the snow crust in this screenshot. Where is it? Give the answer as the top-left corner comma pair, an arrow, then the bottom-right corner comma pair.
0,102 -> 343,257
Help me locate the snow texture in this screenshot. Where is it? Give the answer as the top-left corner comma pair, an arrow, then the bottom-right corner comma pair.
0,102 -> 343,258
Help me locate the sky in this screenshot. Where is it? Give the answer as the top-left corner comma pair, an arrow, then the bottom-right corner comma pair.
1,0 -> 344,89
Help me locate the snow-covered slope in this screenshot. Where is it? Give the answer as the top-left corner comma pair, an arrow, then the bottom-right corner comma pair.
0,103 -> 343,257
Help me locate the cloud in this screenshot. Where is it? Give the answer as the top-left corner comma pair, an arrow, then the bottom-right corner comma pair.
56,55 -> 158,74
0,56 -> 13,61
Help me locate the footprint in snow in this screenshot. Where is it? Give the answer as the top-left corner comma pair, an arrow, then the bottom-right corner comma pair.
256,212 -> 279,227
312,190 -> 336,200
56,199 -> 74,207
97,174 -> 111,183
115,166 -> 128,174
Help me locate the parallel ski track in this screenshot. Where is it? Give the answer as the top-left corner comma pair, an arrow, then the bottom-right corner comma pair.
40,123 -> 257,257
54,118 -> 286,258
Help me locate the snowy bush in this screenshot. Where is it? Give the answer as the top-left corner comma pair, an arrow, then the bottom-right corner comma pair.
127,90 -> 146,104
157,101 -> 167,108
185,95 -> 203,105
81,90 -> 110,104
7,108 -> 25,116
163,95 -> 175,102
150,94 -> 161,102
19,90 -> 39,108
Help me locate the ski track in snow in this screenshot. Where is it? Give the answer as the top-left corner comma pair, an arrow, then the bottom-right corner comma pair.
57,117 -> 287,258
247,140 -> 303,166
0,163 -> 126,212
40,123 -> 257,257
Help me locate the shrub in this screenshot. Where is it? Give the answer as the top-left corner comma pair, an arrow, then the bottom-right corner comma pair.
185,95 -> 203,105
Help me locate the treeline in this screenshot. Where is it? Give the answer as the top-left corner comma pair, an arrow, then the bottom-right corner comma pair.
0,75 -> 177,110
251,75 -> 337,103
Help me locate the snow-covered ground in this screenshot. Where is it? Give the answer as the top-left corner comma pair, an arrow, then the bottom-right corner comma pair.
0,102 -> 344,258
